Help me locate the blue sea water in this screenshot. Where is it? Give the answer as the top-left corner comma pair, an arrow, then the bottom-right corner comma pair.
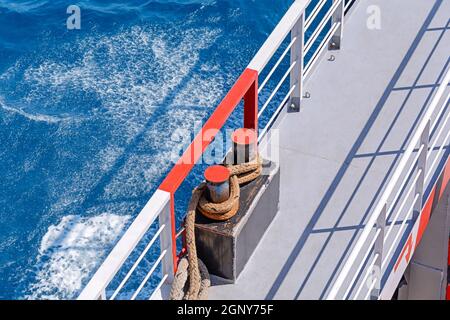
0,0 -> 332,299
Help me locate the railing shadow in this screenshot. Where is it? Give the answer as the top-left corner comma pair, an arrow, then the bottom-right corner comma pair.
265,0 -> 448,299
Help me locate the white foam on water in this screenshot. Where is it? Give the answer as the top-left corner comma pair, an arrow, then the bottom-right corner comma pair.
38,26 -> 224,212
26,213 -> 130,300
99,107 -> 208,201
173,69 -> 225,107
0,1 -> 48,13
2,23 -> 229,299
20,24 -> 221,212
21,26 -> 221,136
0,96 -> 73,124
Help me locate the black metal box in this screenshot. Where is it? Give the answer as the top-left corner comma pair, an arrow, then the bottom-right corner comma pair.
194,161 -> 280,282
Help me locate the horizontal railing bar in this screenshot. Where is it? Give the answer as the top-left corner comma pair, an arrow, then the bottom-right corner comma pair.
110,224 -> 166,300
78,190 -> 170,300
304,22 -> 340,78
259,37 -> 298,94
424,93 -> 450,184
247,0 -> 310,73
78,0 -> 367,301
353,253 -> 379,300
131,250 -> 167,300
304,0 -> 342,54
259,61 -> 297,117
259,85 -> 296,142
385,169 -> 422,241
382,193 -> 420,269
343,228 -> 380,299
175,227 -> 185,239
430,93 -> 450,133
148,274 -> 169,300
327,67 -> 450,299
427,94 -> 450,157
81,0 -> 446,301
425,127 -> 450,183
305,0 -> 328,30
386,144 -> 424,218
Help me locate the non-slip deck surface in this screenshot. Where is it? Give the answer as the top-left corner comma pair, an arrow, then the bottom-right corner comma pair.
209,0 -> 450,299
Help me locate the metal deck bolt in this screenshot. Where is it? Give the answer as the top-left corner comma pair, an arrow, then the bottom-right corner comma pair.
329,41 -> 339,50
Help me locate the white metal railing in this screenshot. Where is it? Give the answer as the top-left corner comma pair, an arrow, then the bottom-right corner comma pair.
254,0 -> 345,141
78,190 -> 173,300
326,67 -> 450,300
78,0 -> 352,300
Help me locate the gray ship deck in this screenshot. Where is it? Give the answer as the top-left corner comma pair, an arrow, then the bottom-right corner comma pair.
209,0 -> 450,299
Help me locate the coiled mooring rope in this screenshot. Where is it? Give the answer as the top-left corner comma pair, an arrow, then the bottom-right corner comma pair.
169,156 -> 262,300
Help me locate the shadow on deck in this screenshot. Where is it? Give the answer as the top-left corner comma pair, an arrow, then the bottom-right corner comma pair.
209,0 -> 450,300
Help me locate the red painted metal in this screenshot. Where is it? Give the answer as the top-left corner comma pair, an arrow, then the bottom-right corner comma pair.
448,239 -> 450,266
244,79 -> 258,131
394,156 -> 450,272
204,165 -> 230,184
231,128 -> 258,145
159,68 -> 258,193
439,156 -> 450,200
159,67 -> 258,272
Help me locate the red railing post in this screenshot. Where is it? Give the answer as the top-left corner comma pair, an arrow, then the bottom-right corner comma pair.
159,68 -> 259,275
244,75 -> 258,134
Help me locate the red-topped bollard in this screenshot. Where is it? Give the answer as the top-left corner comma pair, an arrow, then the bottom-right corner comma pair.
204,165 -> 231,203
231,128 -> 257,164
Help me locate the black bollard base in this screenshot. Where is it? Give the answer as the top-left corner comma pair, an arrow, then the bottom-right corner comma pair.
194,160 -> 280,282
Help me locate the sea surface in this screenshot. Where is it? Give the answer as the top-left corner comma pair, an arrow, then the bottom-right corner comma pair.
0,0 -> 331,299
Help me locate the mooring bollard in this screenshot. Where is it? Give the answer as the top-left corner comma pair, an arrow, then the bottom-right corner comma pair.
231,128 -> 257,165
204,165 -> 231,203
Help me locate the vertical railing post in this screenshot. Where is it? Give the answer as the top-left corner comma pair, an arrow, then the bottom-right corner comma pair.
244,78 -> 258,134
413,121 -> 430,220
371,203 -> 386,300
289,13 -> 305,112
330,0 -> 344,50
99,289 -> 106,300
159,194 -> 175,283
